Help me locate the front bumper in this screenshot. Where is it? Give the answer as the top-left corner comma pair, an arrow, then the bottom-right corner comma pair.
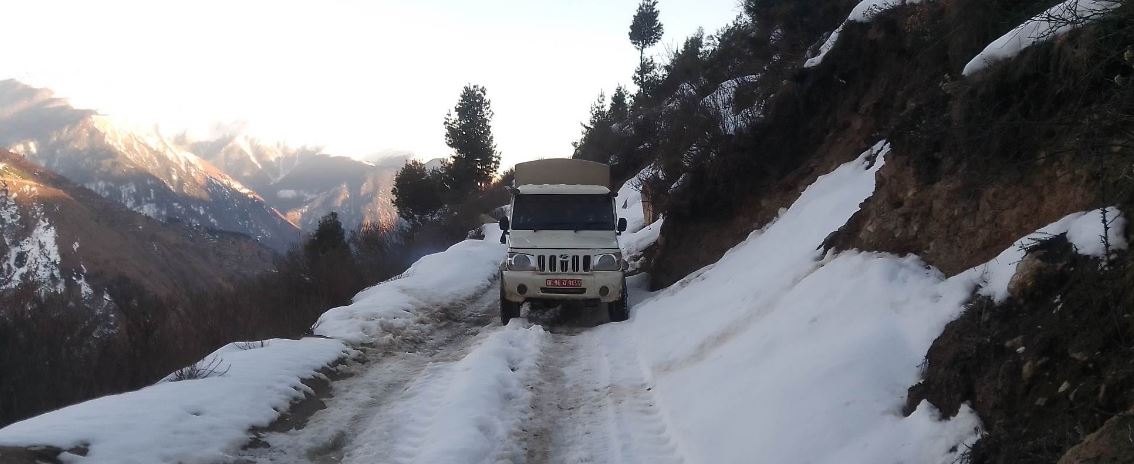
501,270 -> 624,303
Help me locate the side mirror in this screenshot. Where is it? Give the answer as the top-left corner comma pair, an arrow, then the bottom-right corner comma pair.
499,217 -> 510,231
617,218 -> 628,233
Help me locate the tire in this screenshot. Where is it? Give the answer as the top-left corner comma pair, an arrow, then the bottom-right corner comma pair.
606,282 -> 629,322
500,280 -> 521,325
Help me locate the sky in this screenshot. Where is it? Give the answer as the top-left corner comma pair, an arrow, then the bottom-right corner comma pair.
0,0 -> 742,170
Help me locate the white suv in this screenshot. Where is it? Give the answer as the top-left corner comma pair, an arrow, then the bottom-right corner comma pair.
498,159 -> 628,324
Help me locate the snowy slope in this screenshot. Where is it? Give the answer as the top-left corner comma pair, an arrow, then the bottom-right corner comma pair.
805,0 -> 926,68
0,184 -> 66,293
0,150 -> 275,300
0,221 -> 507,462
314,227 -> 506,344
0,339 -> 348,464
962,0 -> 1121,76
594,143 -> 1126,463
602,141 -> 985,463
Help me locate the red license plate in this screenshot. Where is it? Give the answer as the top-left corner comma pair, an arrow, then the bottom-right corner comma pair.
545,279 -> 582,288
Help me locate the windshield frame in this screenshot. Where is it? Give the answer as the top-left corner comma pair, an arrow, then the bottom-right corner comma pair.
509,193 -> 617,231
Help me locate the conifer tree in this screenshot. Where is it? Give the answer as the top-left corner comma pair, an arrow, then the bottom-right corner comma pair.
629,0 -> 664,58
628,0 -> 664,94
443,85 -> 499,195
306,212 -> 348,257
392,160 -> 445,221
609,85 -> 631,121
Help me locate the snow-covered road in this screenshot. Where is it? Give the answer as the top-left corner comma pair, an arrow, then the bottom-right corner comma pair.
237,284 -> 686,464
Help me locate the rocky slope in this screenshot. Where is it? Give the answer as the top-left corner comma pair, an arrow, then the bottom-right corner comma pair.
0,80 -> 300,251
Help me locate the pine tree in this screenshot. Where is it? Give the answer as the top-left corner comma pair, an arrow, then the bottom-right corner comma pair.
629,0 -> 664,57
573,92 -> 611,151
743,0 -> 789,20
666,29 -> 705,84
585,92 -> 610,133
609,85 -> 631,121
392,160 -> 445,221
572,91 -> 621,163
632,57 -> 660,95
306,212 -> 348,257
303,211 -> 361,307
443,85 -> 499,195
628,0 -> 664,95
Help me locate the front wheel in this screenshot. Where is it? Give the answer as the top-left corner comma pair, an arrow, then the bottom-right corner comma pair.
606,283 -> 629,322
500,281 -> 521,325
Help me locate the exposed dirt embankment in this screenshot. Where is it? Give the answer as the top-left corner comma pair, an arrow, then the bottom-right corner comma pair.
908,238 -> 1134,463
827,150 -> 1101,275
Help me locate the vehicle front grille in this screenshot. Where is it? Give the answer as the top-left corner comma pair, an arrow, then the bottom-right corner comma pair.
536,253 -> 591,273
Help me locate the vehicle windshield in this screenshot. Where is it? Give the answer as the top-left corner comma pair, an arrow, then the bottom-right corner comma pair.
511,194 -> 616,231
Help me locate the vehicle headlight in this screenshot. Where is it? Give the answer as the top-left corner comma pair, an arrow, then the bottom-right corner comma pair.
592,253 -> 623,271
507,253 -> 537,271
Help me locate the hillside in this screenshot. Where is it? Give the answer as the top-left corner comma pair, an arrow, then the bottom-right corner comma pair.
0,149 -> 285,426
0,150 -> 274,298
0,80 -> 300,251
570,0 -> 1134,461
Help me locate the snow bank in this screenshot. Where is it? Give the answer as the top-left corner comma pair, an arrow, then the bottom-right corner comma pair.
972,206 -> 1127,303
615,169 -> 664,271
606,140 -> 989,463
805,0 -> 925,68
608,139 -> 1129,462
315,229 -> 506,344
0,227 -> 509,462
344,322 -> 547,463
616,169 -> 649,234
963,0 -> 1120,76
622,218 -> 664,273
0,338 -> 349,464
631,140 -> 891,368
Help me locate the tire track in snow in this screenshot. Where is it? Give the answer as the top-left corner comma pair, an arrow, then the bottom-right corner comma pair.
343,321 -> 548,464
538,329 -> 686,464
237,289 -> 686,464
348,361 -> 460,463
498,310 -> 686,464
235,286 -> 500,464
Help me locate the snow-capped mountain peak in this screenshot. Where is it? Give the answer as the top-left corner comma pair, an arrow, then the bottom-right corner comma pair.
0,80 -> 300,251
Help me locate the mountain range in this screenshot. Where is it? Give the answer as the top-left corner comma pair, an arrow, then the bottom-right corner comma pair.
0,79 -> 409,252
0,149 -> 275,301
